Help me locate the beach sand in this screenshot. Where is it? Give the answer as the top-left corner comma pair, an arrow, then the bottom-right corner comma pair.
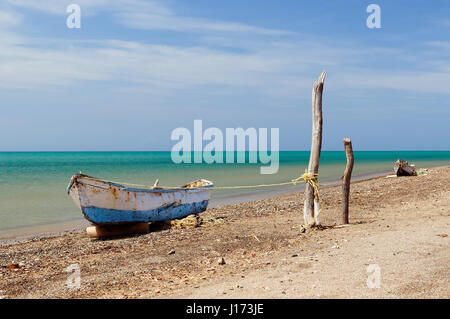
0,166 -> 448,299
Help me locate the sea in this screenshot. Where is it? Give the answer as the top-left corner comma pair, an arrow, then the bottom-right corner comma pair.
0,151 -> 449,233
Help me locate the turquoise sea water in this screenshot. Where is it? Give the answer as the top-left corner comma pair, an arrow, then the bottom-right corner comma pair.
0,151 -> 449,231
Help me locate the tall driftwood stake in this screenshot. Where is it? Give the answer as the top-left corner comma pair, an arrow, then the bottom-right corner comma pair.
340,138 -> 354,225
303,71 -> 326,227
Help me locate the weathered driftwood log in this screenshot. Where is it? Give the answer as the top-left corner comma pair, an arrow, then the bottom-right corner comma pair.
394,159 -> 416,176
304,71 -> 326,227
86,222 -> 149,239
340,138 -> 354,225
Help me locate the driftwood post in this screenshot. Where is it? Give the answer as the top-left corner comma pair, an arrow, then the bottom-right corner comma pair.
303,71 -> 326,227
340,138 -> 354,225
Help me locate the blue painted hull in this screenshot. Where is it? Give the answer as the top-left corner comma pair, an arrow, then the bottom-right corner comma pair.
82,200 -> 209,225
67,174 -> 213,226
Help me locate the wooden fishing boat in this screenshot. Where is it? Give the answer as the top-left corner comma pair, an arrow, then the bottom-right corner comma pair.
67,174 -> 213,226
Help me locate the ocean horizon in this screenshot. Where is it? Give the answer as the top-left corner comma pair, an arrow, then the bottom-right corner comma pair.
1,151 -> 449,231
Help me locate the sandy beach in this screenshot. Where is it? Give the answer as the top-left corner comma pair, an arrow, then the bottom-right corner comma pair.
0,166 -> 448,299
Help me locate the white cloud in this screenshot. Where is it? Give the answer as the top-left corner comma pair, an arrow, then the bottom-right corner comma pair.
0,10 -> 22,28
118,12 -> 291,35
425,41 -> 450,52
6,0 -> 169,15
1,27 -> 450,97
1,2 -> 449,97
334,70 -> 450,95
7,0 -> 289,35
437,19 -> 450,28
0,36 -> 320,91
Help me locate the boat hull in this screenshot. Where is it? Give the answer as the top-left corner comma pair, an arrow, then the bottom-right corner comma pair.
68,174 -> 212,225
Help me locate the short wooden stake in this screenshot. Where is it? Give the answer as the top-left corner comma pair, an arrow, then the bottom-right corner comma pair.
340,138 -> 354,225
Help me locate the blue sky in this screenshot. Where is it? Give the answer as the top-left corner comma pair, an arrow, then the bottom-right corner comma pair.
0,0 -> 449,151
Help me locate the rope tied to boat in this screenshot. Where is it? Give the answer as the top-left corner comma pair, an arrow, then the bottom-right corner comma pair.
101,169 -> 320,194
70,170 -> 323,224
115,170 -> 322,220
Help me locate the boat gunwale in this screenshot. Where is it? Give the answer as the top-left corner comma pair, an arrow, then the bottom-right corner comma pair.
68,174 -> 214,194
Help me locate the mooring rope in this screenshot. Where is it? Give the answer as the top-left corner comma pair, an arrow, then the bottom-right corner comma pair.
103,169 -> 320,195
76,170 -> 322,224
